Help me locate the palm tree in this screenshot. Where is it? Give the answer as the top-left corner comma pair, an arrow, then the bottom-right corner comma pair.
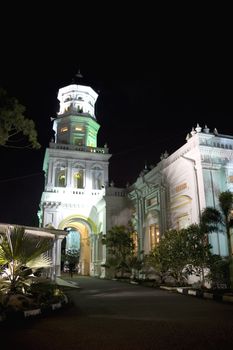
0,226 -> 53,294
199,207 -> 222,233
218,191 -> 233,259
200,191 -> 233,288
200,191 -> 233,259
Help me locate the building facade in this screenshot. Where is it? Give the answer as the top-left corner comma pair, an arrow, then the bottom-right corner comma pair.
128,125 -> 233,258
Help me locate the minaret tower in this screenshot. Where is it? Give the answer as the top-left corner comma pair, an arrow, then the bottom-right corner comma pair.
39,76 -> 111,277
53,82 -> 99,149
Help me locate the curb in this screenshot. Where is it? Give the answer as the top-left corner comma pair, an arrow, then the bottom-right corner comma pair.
0,297 -> 70,323
175,287 -> 233,304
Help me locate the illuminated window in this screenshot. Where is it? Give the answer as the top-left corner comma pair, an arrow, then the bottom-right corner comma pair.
132,231 -> 138,254
74,171 -> 84,188
92,171 -> 102,189
149,224 -> 160,250
56,170 -> 66,187
74,137 -> 84,146
61,127 -> 68,133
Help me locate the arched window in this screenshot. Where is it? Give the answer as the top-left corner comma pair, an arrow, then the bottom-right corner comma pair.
132,231 -> 138,255
92,172 -> 102,189
149,224 -> 160,250
91,166 -> 103,189
56,169 -> 66,187
74,170 -> 84,188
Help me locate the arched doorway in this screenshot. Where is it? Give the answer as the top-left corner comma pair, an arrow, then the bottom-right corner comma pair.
59,217 -> 92,276
61,228 -> 81,275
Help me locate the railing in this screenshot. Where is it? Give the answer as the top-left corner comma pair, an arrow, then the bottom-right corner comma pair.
44,187 -> 103,196
42,186 -> 127,200
49,143 -> 109,154
105,187 -> 127,197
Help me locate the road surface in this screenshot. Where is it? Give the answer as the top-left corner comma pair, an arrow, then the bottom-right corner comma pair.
1,276 -> 233,350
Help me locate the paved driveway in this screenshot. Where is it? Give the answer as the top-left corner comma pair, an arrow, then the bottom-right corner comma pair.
1,276 -> 233,350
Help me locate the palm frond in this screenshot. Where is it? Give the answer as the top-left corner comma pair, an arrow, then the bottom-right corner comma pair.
0,246 -> 8,265
2,226 -> 53,265
200,207 -> 222,233
0,225 -> 54,294
26,253 -> 52,269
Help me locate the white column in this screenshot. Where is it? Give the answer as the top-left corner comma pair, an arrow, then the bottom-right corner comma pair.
85,162 -> 92,189
56,238 -> 62,276
47,159 -> 54,187
67,160 -> 72,187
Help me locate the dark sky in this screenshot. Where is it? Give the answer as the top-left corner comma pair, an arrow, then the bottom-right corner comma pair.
0,6 -> 232,227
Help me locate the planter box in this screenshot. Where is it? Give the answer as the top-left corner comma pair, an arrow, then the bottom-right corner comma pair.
51,302 -> 62,310
188,290 -> 197,296
160,286 -> 177,291
24,308 -> 41,317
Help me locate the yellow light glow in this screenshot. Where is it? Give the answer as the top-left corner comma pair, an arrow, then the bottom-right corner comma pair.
75,127 -> 83,131
61,127 -> 68,132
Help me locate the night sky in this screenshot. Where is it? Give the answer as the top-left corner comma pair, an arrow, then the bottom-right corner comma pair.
0,6 -> 232,227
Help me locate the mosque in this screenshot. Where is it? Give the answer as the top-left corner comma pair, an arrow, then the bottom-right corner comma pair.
38,81 -> 233,278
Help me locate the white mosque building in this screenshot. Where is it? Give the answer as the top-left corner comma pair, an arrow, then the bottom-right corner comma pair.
38,83 -> 130,277
128,125 -> 233,259
38,80 -> 233,278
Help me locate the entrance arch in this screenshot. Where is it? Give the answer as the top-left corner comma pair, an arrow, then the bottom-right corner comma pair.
59,216 -> 96,275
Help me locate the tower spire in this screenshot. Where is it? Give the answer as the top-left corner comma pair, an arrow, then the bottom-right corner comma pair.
76,69 -> 83,79
71,69 -> 83,84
